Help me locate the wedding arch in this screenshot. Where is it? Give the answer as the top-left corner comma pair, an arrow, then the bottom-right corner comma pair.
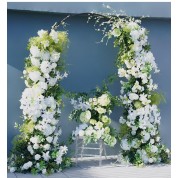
8,12 -> 170,175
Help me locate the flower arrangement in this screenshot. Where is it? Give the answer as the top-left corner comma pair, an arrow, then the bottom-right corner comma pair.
89,9 -> 171,165
8,28 -> 71,174
69,89 -> 118,147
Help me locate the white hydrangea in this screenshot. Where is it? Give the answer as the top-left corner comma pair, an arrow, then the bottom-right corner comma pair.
50,52 -> 60,62
30,46 -> 41,57
37,29 -> 48,38
98,94 -> 110,106
42,151 -> 50,161
35,154 -> 41,160
129,93 -> 139,100
118,68 -> 127,77
120,139 -> 131,151
29,71 -> 41,83
31,57 -> 40,67
22,161 -> 33,170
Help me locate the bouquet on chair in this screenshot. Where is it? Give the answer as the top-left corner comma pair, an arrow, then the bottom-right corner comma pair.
69,88 -> 119,147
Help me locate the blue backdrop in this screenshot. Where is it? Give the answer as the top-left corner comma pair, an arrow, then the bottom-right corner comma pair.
7,3 -> 171,156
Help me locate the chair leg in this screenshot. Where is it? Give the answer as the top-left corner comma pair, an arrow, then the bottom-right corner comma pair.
103,141 -> 107,159
81,139 -> 84,159
75,136 -> 78,165
99,139 -> 103,166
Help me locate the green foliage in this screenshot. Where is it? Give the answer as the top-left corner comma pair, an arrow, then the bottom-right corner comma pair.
150,92 -> 166,105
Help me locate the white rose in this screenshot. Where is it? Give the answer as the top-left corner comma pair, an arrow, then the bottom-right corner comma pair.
120,139 -> 131,151
78,130 -> 84,137
33,144 -> 39,150
41,52 -> 50,61
96,107 -> 106,114
150,145 -> 158,153
50,52 -> 60,62
118,68 -> 127,77
35,154 -> 41,160
30,46 -> 41,57
31,57 -> 40,67
98,94 -> 110,106
37,29 -> 48,38
50,29 -> 59,43
80,110 -> 91,123
46,136 -> 53,143
129,93 -> 139,100
43,144 -> 50,150
29,71 -> 41,82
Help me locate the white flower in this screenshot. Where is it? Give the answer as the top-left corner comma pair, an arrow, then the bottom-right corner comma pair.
131,139 -> 140,148
9,167 -> 16,173
35,154 -> 41,160
130,30 -> 140,41
37,29 -> 48,38
139,94 -> 151,105
30,136 -> 40,144
148,158 -> 154,163
78,130 -> 85,137
150,139 -> 155,144
29,71 -> 41,82
27,145 -> 34,155
43,144 -> 50,150
43,40 -> 49,48
156,136 -> 160,142
96,107 -> 106,114
42,169 -> 47,174
118,68 -> 127,77
41,52 -> 50,61
80,110 -> 91,123
142,132 -> 150,142
37,81 -> 47,92
140,73 -> 148,84
53,135 -> 59,144
31,57 -> 40,67
150,145 -> 158,153
129,93 -> 139,100
127,21 -> 139,30
43,151 -> 50,161
22,161 -> 33,170
40,61 -> 52,74
33,144 -> 40,150
30,46 -> 41,57
132,81 -> 142,92
48,77 -> 57,86
60,145 -> 68,154
119,116 -> 126,124
56,157 -> 62,164
50,29 -> 59,43
94,122 -> 103,130
125,60 -> 133,69
120,139 -> 131,151
50,52 -> 60,62
46,136 -> 53,143
98,94 -> 110,106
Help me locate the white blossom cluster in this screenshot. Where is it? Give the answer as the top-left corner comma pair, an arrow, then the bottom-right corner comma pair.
70,94 -> 117,147
109,18 -> 170,164
9,29 -> 69,174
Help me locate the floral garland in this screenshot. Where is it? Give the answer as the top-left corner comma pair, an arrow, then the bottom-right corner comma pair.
89,13 -> 171,165
69,89 -> 118,147
8,28 -> 71,174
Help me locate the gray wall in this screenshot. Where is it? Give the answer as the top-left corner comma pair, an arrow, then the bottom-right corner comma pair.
7,2 -> 171,18
7,3 -> 171,156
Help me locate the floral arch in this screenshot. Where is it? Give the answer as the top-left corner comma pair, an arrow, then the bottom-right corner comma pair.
8,12 -> 170,175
